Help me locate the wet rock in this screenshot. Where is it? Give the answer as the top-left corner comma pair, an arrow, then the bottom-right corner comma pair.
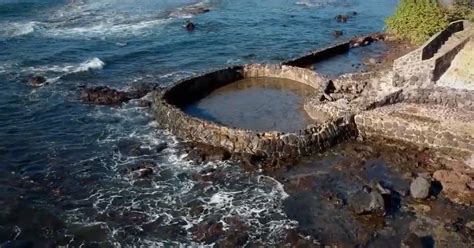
192,219 -> 224,244
349,187 -> 385,215
28,75 -> 47,87
80,86 -> 131,105
410,176 -> 431,199
401,233 -> 424,248
185,143 -> 231,163
185,20 -> 195,31
332,30 -> 343,38
335,14 -> 348,23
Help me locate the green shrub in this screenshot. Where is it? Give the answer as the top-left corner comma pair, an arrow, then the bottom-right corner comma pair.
386,0 -> 449,44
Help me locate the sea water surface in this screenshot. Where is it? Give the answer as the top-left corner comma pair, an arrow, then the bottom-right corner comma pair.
0,0 -> 398,246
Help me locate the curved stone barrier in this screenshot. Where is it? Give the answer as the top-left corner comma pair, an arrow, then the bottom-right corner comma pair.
152,64 -> 357,158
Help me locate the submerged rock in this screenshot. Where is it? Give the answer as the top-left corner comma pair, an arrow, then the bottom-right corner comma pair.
28,75 -> 47,87
410,176 -> 431,199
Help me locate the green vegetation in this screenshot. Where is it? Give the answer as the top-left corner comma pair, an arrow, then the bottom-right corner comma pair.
386,0 -> 449,45
445,0 -> 474,22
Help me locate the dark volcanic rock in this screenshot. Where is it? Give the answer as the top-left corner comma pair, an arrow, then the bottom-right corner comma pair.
349,187 -> 385,215
185,20 -> 195,31
28,75 -> 47,87
80,86 -> 131,105
410,176 -> 431,199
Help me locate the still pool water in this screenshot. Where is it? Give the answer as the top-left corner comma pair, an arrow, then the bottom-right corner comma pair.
184,77 -> 316,132
0,0 -> 398,246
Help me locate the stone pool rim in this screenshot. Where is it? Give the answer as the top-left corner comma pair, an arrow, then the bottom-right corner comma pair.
152,64 -> 356,158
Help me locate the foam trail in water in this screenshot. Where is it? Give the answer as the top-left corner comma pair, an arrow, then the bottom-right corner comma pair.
0,21 -> 41,38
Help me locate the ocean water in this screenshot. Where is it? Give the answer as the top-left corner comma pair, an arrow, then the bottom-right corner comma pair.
0,0 -> 398,246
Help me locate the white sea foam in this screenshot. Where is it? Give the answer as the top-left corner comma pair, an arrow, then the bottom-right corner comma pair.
28,57 -> 105,75
0,21 -> 41,38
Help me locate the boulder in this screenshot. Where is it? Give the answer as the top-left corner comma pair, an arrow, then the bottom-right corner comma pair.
410,176 -> 431,199
349,187 -> 385,215
28,75 -> 47,87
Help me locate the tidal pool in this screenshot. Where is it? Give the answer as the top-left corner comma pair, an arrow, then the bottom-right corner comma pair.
183,77 -> 316,132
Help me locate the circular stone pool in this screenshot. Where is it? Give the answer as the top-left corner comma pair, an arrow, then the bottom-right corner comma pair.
153,64 -> 356,158
183,77 -> 315,132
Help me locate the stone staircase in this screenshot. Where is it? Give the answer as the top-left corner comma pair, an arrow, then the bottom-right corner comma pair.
392,20 -> 473,86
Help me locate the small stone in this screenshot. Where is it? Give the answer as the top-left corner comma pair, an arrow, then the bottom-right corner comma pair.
368,58 -> 377,64
410,176 -> 431,199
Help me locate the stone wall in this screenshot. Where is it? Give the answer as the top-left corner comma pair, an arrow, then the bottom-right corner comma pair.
283,33 -> 385,68
153,64 -> 357,158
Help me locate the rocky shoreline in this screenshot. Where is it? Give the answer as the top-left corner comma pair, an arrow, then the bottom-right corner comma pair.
69,23 -> 474,246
